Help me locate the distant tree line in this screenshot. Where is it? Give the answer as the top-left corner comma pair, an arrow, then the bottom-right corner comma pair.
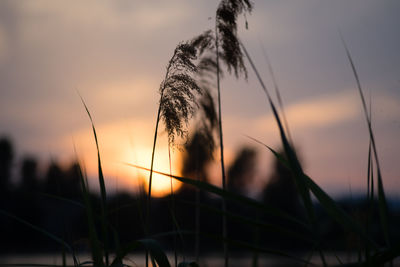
0,136 -> 398,255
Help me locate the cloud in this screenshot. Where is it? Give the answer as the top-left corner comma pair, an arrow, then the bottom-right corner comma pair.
254,91 -> 361,133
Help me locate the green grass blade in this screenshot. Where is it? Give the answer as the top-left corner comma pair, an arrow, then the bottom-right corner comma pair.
79,96 -> 107,210
240,40 -> 316,226
80,96 -> 109,265
340,34 -> 390,248
365,139 -> 374,265
304,174 -> 378,250
77,161 -> 104,267
259,142 -> 379,250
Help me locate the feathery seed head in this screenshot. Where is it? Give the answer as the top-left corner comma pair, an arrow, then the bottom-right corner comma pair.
216,0 -> 253,78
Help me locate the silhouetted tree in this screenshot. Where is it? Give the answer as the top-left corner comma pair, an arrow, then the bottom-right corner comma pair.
63,162 -> 83,200
261,148 -> 305,249
262,149 -> 302,215
20,157 -> 39,192
44,161 -> 65,195
227,146 -> 257,196
0,138 -> 14,251
0,137 -> 14,193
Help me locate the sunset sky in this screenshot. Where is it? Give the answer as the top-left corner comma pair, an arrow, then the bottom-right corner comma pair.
1,1 -> 399,198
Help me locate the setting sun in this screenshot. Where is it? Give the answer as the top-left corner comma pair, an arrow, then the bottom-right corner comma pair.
123,147 -> 183,198
64,117 -> 183,198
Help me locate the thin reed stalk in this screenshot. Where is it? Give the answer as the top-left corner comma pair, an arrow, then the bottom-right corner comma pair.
215,17 -> 229,267
168,145 -> 178,267
148,57 -> 174,225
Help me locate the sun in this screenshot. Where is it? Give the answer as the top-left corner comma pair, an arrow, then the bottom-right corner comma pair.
123,146 -> 182,198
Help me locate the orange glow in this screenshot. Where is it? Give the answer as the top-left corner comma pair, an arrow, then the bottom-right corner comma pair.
62,118 -> 182,198
122,147 -> 182,198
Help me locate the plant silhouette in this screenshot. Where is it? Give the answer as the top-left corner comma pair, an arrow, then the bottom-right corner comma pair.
0,137 -> 13,194
227,146 -> 257,196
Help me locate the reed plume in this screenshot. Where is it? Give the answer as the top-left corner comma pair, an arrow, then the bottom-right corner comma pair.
147,30 -> 215,231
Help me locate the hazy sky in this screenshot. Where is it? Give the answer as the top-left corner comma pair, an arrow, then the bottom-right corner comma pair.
1,1 -> 399,197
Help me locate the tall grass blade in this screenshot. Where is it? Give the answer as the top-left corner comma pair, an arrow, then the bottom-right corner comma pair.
80,96 -> 109,266
239,41 -> 316,223
340,35 -> 391,247
239,41 -> 326,265
248,135 -> 379,251
77,162 -> 104,267
365,139 -> 374,265
259,143 -> 379,250
304,173 -> 378,250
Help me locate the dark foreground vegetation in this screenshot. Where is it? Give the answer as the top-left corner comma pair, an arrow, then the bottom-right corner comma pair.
1,137 -> 399,257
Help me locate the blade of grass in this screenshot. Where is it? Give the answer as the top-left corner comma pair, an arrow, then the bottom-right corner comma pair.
80,96 -> 109,266
77,161 -> 104,267
240,41 -> 326,266
239,40 -> 316,225
340,34 -> 390,248
304,173 -> 378,250
260,143 -> 379,250
365,137 -> 374,265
